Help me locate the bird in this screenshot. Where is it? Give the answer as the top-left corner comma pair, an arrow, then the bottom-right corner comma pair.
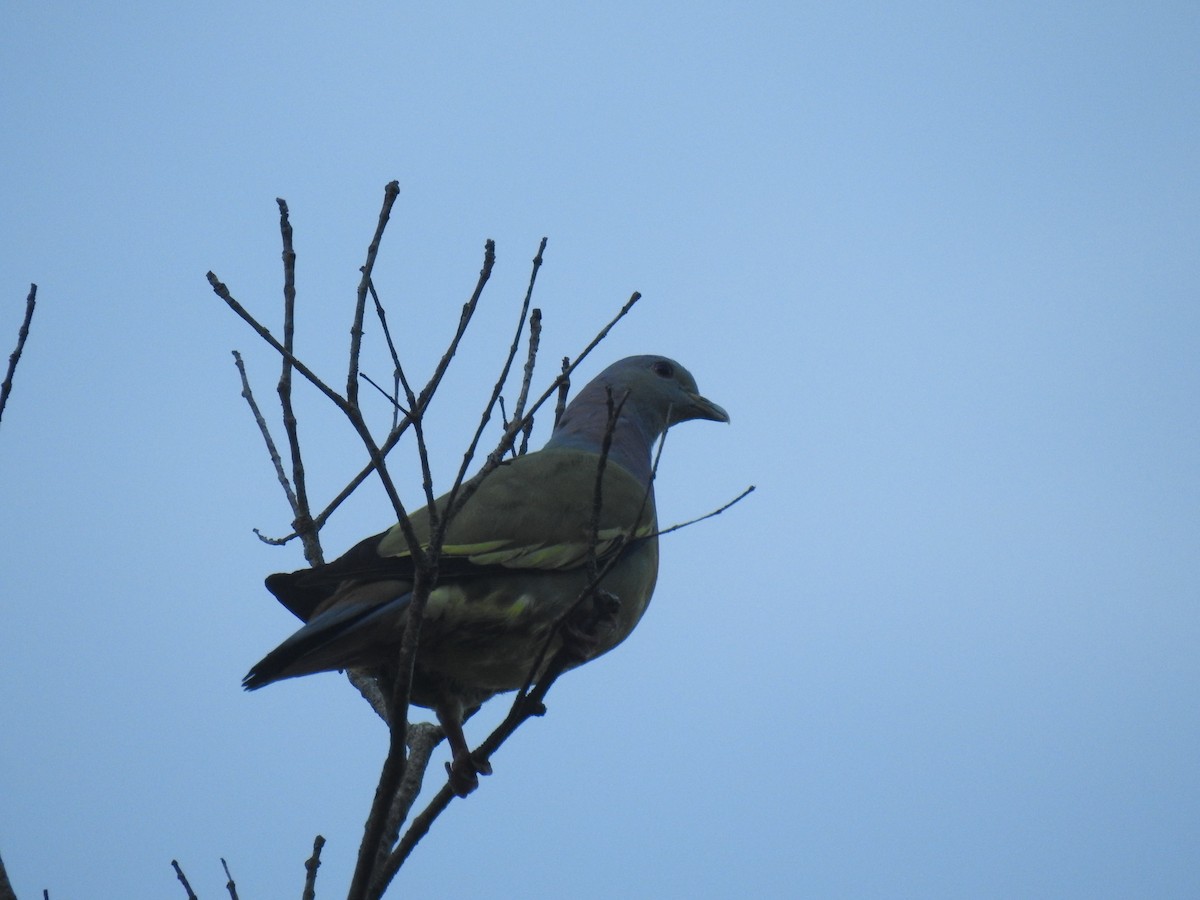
244,354 -> 729,794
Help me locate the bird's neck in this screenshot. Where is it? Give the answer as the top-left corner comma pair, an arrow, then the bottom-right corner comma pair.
545,404 -> 659,487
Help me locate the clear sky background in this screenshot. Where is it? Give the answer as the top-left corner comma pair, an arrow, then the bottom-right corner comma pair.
2,3 -> 1197,898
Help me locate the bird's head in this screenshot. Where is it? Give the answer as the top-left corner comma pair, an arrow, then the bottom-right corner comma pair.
548,355 -> 728,470
595,354 -> 729,432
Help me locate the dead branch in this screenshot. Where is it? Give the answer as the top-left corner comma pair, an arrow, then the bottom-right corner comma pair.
0,283 -> 37,429
274,199 -> 321,566
220,857 -> 239,900
0,849 -> 17,900
301,835 -> 325,900
656,484 -> 756,538
348,182 -> 401,407
170,860 -> 198,900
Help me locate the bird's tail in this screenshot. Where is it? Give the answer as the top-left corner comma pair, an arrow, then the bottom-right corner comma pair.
243,579 -> 410,689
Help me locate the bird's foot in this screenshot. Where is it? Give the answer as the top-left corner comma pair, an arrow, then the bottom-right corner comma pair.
560,590 -> 621,664
445,750 -> 493,798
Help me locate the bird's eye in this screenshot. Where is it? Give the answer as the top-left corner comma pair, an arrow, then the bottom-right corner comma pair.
652,360 -> 674,378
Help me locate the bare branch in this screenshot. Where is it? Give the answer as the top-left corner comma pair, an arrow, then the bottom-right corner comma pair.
285,239 -> 504,542
516,291 -> 641,440
207,272 -> 351,415
436,289 -> 642,544
413,239 -> 495,417
552,355 -> 570,428
0,848 -> 17,900
170,860 -> 198,900
656,485 -> 756,537
436,237 -> 545,531
347,668 -> 390,721
371,784 -> 453,897
0,283 -> 37,428
508,240 -> 548,427
220,857 -> 240,900
301,835 -> 325,900
365,277 -> 414,433
587,388 -> 626,580
275,199 -> 322,566
233,350 -> 299,514
372,723 -> 443,882
515,310 -> 542,457
348,181 -> 401,406
346,571 -> 432,900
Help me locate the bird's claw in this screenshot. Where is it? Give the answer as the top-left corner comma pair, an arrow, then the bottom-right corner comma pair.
446,750 -> 492,797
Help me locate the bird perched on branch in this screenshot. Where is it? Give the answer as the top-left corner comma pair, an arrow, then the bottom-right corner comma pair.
244,354 -> 728,794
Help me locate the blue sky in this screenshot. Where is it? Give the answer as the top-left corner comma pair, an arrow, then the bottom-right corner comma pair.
2,2 -> 1197,897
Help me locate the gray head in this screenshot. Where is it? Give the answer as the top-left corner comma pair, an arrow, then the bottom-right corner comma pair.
545,355 -> 728,481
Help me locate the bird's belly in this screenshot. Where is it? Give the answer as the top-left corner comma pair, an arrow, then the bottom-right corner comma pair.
412,542 -> 658,703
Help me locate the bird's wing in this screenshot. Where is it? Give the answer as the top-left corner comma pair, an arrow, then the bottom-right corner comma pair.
264,447 -> 655,621
377,447 -> 657,571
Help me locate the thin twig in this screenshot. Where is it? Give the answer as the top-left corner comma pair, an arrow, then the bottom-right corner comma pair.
414,240 -> 496,416
208,272 -> 352,414
220,857 -> 240,900
437,289 -> 642,540
301,835 -> 325,900
359,372 -> 407,412
552,355 -> 570,428
515,308 -> 542,457
233,351 -> 300,522
217,270 -> 411,559
170,860 -> 198,900
366,277 -> 414,433
656,485 -> 756,538
587,388 -> 625,580
275,199 -> 322,566
280,239 -> 501,542
508,240 -> 548,428
511,291 -> 642,448
436,237 -> 543,531
0,283 -> 37,428
348,181 -> 401,406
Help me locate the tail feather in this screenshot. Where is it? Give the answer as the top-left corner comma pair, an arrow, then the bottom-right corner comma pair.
244,580 -> 410,689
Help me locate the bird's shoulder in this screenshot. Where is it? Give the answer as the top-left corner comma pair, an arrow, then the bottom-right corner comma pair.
377,446 -> 656,571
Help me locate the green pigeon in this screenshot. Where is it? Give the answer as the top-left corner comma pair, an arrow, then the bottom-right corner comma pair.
244,355 -> 728,794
